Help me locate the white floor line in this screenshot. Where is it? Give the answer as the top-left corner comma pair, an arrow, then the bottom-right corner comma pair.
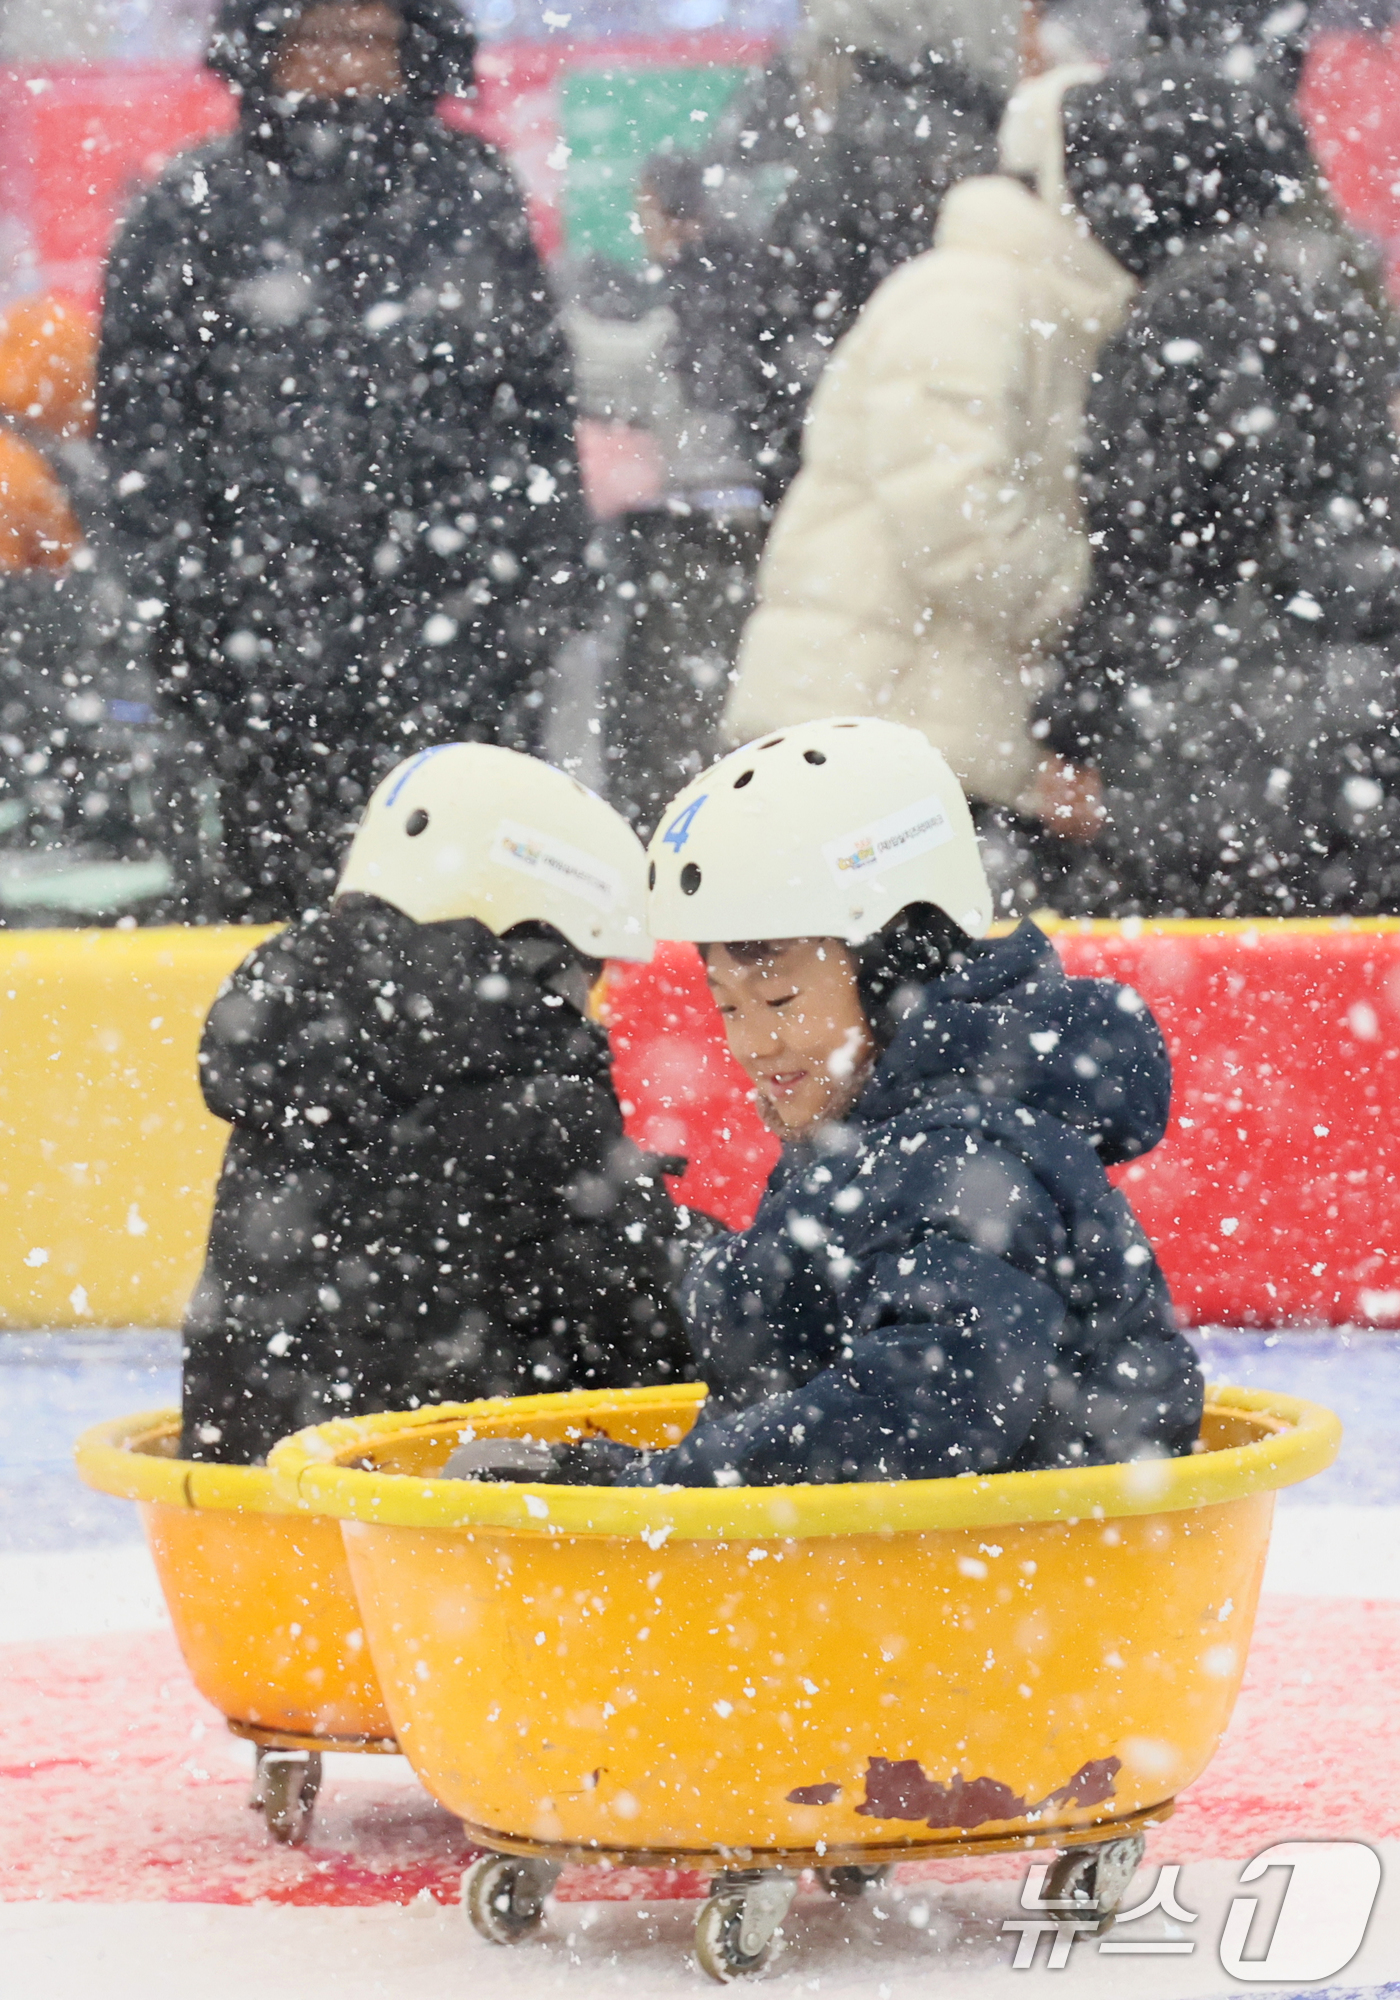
4,1849 -> 1399,2000
1264,1505 -> 1400,1599
0,1543 -> 169,1642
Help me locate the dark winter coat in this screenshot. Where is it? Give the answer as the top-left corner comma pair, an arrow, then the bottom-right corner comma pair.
1046,60 -> 1400,916
181,894 -> 691,1462
0,407 -> 210,922
0,564 -> 208,924
1142,0 -> 1313,93
659,225 -> 767,496
745,55 -> 1003,502
592,224 -> 766,830
98,0 -> 585,916
618,922 -> 1200,1488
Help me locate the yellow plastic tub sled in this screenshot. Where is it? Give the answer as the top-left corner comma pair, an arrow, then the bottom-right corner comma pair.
75,1409 -> 396,1844
272,1381 -> 1338,1981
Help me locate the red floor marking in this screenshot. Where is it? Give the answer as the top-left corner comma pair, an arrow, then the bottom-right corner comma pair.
2,1598 -> 1395,1907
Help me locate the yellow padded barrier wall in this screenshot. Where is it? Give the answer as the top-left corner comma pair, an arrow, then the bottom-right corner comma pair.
0,926 -> 276,1328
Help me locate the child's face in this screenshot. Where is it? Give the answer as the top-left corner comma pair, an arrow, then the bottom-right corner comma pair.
706,938 -> 876,1143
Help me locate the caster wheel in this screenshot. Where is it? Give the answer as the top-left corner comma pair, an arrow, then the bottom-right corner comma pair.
695,1894 -> 774,1983
463,1854 -> 558,1946
817,1864 -> 891,1899
694,1876 -> 796,1984
258,1750 -> 321,1847
1042,1833 -> 1145,1935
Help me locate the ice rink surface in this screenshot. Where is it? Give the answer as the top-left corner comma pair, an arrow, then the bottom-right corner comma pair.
4,1327 -> 1400,2000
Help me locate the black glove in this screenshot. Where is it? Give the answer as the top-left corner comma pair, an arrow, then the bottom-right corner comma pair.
440,1434 -> 643,1487
545,1437 -> 644,1487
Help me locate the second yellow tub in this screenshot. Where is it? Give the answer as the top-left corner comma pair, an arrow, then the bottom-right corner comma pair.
75,1409 -> 395,1843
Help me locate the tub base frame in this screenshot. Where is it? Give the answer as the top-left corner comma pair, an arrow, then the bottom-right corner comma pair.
455,1796 -> 1172,1875
227,1719 -> 398,1847
226,1718 -> 398,1756
462,1808 -> 1169,1982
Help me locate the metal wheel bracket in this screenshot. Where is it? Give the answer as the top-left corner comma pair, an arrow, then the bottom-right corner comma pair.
817,1863 -> 891,1899
1042,1832 -> 1146,1932
716,1872 -> 797,1961
257,1748 -> 322,1846
463,1852 -> 561,1946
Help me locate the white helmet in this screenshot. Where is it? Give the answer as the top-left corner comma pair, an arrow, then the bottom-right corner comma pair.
646,717 -> 992,945
338,743 -> 652,961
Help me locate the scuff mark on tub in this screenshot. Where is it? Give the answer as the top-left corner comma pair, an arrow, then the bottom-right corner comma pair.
854,1755 -> 1121,1829
785,1781 -> 842,1805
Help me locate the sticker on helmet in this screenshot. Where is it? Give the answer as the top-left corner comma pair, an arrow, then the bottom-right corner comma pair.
822,794 -> 953,881
490,818 -> 621,912
383,742 -> 456,808
661,795 -> 708,852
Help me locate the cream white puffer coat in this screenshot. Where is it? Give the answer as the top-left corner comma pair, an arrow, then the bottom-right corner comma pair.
725,75 -> 1136,810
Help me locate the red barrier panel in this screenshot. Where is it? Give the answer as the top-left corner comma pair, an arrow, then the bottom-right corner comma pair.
604,922 -> 1400,1328
0,65 -> 236,307
605,944 -> 779,1233
0,33 -> 774,309
1299,31 -> 1400,301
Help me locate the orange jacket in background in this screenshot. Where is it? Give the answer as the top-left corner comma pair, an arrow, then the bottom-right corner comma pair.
0,294 -> 97,573
0,433 -> 82,570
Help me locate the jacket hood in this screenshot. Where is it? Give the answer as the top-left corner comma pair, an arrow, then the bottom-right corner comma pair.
854,920 -> 1171,1164
999,62 -> 1105,217
801,0 -> 1021,91
1060,56 -> 1312,280
198,897 -> 611,1141
207,0 -> 476,101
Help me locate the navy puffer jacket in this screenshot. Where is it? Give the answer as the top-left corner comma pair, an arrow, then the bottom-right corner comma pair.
622,921 -> 1200,1488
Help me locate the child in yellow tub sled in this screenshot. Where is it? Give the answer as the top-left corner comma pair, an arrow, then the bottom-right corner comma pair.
182,743 -> 693,1464
456,716 -> 1201,1490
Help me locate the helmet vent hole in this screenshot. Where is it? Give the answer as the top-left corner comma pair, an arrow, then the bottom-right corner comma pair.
647,860 -> 656,889
680,862 -> 702,896
733,769 -> 754,789
803,749 -> 826,765
759,737 -> 784,749
405,808 -> 429,837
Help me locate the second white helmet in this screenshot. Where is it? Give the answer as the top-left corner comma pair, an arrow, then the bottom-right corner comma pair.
338,743 -> 652,961
647,717 -> 992,945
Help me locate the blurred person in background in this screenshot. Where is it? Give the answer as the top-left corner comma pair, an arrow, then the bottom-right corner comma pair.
725,67 -> 1139,918
745,0 -> 1022,504
1040,57 -> 1400,916
695,47 -> 809,240
0,296 -> 206,925
582,151 -> 767,830
99,0 -> 585,922
1043,0 -> 1398,337
1142,0 -> 1316,83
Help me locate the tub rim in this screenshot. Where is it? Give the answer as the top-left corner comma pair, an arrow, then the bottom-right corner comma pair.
267,1381 -> 1339,1542
74,1408 -> 311,1516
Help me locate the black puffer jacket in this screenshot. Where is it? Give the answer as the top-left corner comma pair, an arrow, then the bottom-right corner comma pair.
746,54 -> 1003,502
618,922 -> 1199,1488
1046,60 -> 1400,916
181,895 -> 691,1462
98,0 -> 585,915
